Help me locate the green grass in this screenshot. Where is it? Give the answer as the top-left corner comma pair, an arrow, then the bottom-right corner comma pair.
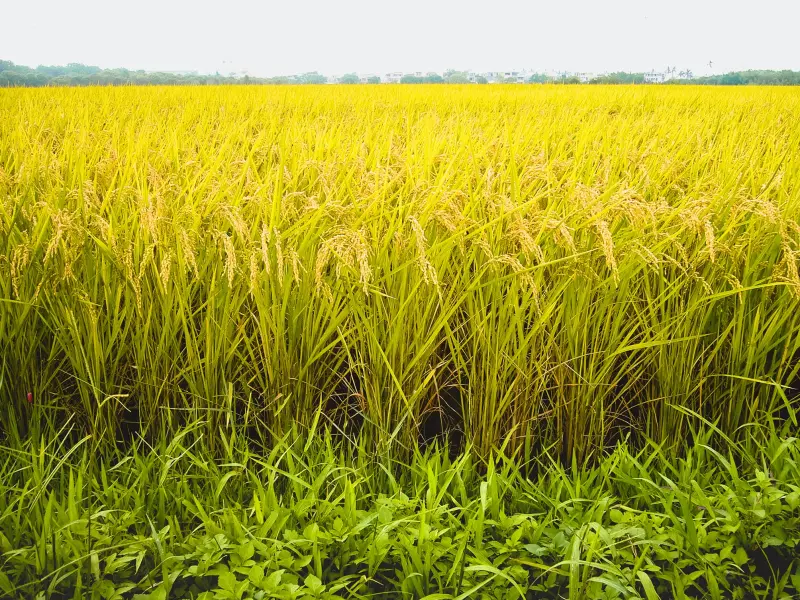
1,416 -> 799,599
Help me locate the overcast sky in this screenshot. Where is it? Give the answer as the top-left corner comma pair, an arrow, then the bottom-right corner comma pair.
2,0 -> 798,76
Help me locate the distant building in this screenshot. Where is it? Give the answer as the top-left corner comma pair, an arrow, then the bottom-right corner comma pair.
466,71 -> 531,83
644,71 -> 666,83
384,72 -> 403,83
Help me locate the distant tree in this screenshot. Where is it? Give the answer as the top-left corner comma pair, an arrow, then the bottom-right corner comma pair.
400,74 -> 423,84
589,72 -> 644,84
424,73 -> 444,83
297,72 -> 327,84
445,71 -> 469,83
475,75 -> 488,84
339,73 -> 360,84
367,75 -> 381,84
720,72 -> 744,85
527,73 -> 550,83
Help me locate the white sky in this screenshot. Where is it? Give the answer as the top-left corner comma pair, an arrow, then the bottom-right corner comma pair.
1,0 -> 798,76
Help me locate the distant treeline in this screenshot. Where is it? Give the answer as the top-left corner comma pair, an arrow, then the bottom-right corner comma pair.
686,70 -> 800,86
0,61 -> 292,87
3,60 -> 800,87
585,70 -> 800,85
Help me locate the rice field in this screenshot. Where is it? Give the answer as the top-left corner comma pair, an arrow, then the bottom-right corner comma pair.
1,85 -> 799,598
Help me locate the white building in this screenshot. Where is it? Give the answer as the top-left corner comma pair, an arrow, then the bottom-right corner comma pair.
384,72 -> 403,83
502,71 -> 525,82
644,71 -> 666,83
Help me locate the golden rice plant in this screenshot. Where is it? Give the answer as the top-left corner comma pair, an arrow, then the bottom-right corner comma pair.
1,84 -> 799,460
